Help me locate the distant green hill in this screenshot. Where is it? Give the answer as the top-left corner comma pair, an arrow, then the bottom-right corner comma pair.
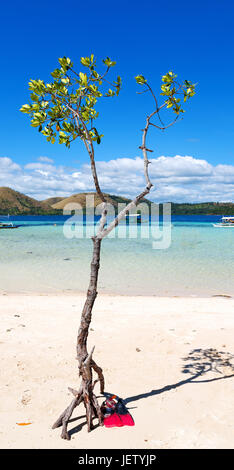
0,187 -> 234,216
0,187 -> 61,215
40,196 -> 65,207
169,202 -> 234,215
50,192 -> 152,214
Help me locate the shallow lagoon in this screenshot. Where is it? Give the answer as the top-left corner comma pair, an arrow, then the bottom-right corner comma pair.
0,215 -> 233,296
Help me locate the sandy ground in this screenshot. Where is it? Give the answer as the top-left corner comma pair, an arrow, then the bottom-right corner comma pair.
0,293 -> 234,449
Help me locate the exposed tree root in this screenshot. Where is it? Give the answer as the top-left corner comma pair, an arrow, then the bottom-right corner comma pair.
52,350 -> 104,440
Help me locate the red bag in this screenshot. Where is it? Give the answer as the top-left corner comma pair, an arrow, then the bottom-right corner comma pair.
101,395 -> 135,428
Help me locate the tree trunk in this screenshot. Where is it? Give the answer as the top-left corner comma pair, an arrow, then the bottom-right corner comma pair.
52,236 -> 105,440
52,88 -> 154,439
76,236 -> 101,365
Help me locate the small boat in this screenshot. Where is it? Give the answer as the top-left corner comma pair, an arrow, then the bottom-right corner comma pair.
213,216 -> 234,227
0,222 -> 19,229
125,213 -> 141,219
125,213 -> 141,224
0,215 -> 19,229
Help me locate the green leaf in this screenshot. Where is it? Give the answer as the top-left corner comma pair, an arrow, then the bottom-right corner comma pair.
81,57 -> 90,67
30,93 -> 39,102
41,101 -> 49,108
166,100 -> 173,108
135,75 -> 147,85
103,57 -> 116,67
63,121 -> 74,132
162,71 -> 177,83
160,83 -> 171,96
51,68 -> 62,78
58,57 -> 72,68
106,89 -> 115,97
32,103 -> 39,110
59,131 -> 67,138
115,76 -> 122,96
92,70 -> 99,79
31,119 -> 40,127
20,104 -> 31,113
79,72 -> 87,86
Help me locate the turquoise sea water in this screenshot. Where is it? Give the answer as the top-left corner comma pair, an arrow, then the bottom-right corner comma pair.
0,215 -> 233,296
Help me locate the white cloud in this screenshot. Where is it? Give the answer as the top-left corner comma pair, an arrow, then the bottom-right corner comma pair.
1,155 -> 234,203
24,162 -> 55,172
150,155 -> 213,178
0,157 -> 21,172
37,156 -> 54,163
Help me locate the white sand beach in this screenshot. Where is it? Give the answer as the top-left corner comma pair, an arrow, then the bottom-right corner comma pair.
1,293 -> 234,449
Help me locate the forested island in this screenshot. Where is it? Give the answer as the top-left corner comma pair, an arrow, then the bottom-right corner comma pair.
0,187 -> 233,216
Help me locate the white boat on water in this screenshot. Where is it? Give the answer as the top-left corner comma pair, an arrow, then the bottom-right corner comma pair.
125,213 -> 141,217
213,216 -> 234,227
0,222 -> 19,229
125,213 -> 141,221
0,215 -> 19,229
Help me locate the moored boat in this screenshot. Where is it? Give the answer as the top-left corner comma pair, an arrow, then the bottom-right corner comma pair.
213,216 -> 234,227
0,222 -> 19,229
0,215 -> 19,229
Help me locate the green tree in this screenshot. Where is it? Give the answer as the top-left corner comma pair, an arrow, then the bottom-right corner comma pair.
21,56 -> 195,439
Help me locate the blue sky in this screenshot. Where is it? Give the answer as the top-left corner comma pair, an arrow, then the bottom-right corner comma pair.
1,0 -> 234,201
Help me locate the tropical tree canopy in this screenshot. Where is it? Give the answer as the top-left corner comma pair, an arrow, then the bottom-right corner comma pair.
20,55 -> 121,148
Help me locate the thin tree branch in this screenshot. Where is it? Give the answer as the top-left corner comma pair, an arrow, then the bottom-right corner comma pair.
65,103 -> 106,203
146,83 -> 165,128
149,115 -> 180,130
96,186 -> 152,240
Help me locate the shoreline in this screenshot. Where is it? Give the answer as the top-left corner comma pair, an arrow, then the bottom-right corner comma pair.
0,290 -> 233,299
1,294 -> 234,449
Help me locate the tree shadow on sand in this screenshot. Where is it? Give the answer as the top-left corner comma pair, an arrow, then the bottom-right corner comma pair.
64,348 -> 234,437
124,348 -> 234,405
